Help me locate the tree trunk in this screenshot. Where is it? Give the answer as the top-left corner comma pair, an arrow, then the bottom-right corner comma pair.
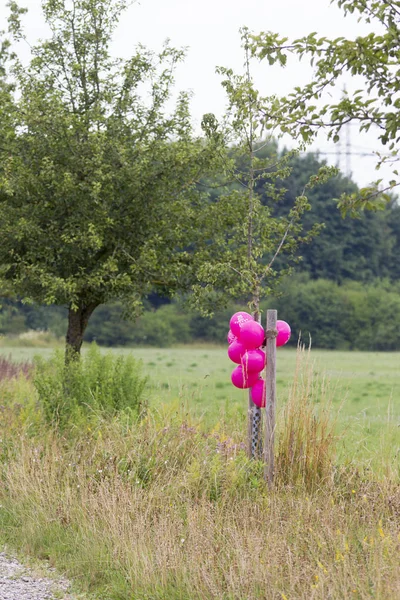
65,303 -> 98,363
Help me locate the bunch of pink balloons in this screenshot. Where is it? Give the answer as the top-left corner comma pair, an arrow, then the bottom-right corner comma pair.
227,311 -> 291,408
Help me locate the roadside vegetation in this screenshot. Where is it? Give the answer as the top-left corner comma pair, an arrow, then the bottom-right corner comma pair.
1,0 -> 400,597
0,348 -> 399,599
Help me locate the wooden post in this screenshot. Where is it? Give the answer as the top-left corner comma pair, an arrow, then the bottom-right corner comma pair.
264,309 -> 277,487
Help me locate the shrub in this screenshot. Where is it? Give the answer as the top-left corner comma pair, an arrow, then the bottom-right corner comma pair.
34,344 -> 147,428
131,304 -> 192,347
265,275 -> 400,350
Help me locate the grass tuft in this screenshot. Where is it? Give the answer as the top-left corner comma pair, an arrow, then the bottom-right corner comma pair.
276,345 -> 339,490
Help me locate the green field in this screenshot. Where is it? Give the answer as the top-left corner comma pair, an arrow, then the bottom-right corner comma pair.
1,344 -> 399,468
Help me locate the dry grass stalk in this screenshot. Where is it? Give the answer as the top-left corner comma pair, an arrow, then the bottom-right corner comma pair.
0,355 -> 33,381
276,345 -> 339,490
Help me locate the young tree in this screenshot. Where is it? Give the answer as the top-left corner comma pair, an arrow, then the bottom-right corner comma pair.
0,0 -> 223,359
191,30 -> 336,319
189,30 -> 335,458
249,0 -> 400,215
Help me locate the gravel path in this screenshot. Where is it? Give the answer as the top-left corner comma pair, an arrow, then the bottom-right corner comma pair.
0,552 -> 76,600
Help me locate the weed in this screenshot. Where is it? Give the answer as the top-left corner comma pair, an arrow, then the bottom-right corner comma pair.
34,344 -> 147,428
0,356 -> 33,380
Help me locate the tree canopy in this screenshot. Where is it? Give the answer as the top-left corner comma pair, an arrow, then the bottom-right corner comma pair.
271,152 -> 397,282
0,0 -> 223,356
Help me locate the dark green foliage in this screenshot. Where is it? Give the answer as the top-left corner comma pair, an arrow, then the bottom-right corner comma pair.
4,274 -> 400,350
34,344 -> 147,428
266,276 -> 400,351
271,153 -> 396,282
86,303 -> 193,347
88,281 -> 400,350
0,298 -> 66,337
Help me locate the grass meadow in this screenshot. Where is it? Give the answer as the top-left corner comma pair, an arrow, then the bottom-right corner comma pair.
0,343 -> 399,599
1,344 -> 399,467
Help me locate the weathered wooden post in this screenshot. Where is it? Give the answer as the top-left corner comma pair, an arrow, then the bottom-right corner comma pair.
264,309 -> 277,487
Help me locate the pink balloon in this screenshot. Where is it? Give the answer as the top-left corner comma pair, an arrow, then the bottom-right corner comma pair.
276,320 -> 291,347
227,340 -> 246,364
241,349 -> 266,372
239,320 -> 265,350
229,311 -> 253,337
231,366 -> 259,389
251,379 -> 266,408
227,330 -> 237,345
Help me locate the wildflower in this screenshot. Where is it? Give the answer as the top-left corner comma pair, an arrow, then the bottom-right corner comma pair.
335,550 -> 344,562
317,561 -> 328,574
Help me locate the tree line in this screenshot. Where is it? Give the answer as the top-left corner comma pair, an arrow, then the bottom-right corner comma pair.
3,146 -> 400,350
1,0 -> 399,354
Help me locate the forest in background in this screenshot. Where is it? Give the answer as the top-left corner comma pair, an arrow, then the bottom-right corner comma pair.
2,148 -> 400,350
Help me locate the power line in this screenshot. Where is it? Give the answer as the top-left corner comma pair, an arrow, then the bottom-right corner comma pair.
317,150 -> 379,158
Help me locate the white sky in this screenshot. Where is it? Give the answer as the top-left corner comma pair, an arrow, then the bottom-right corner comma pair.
0,0 -> 393,187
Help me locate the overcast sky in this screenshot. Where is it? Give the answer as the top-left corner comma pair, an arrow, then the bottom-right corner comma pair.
0,0 -> 392,187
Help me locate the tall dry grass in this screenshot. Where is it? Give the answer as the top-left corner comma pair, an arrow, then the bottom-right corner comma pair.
275,346 -> 339,490
0,350 -> 399,599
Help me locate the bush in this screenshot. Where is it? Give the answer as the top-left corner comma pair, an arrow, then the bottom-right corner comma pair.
34,344 -> 147,428
4,277 -> 400,350
130,304 -> 193,347
264,275 -> 400,351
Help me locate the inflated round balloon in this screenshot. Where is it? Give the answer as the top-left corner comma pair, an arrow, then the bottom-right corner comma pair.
251,379 -> 266,408
231,365 -> 260,389
229,311 -> 253,337
241,349 -> 266,373
276,320 -> 291,347
227,330 -> 237,345
239,320 -> 265,350
227,340 -> 246,364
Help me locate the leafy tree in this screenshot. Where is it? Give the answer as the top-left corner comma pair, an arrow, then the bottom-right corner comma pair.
250,0 -> 400,214
0,0 -> 223,359
190,30 -> 336,319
